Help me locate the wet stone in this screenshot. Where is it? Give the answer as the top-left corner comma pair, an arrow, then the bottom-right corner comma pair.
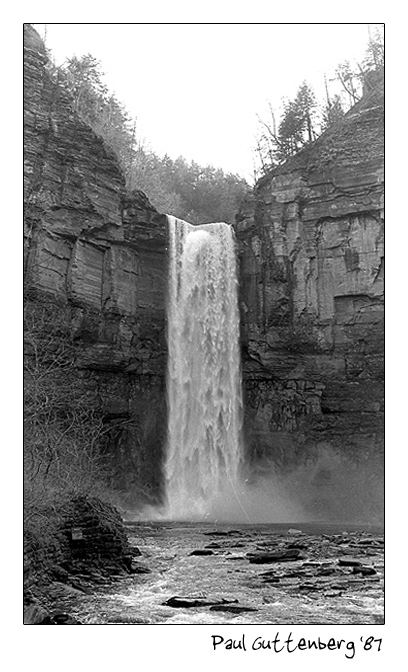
284,570 -> 314,578
248,548 -> 303,564
298,582 -> 322,591
256,541 -> 280,549
128,562 -> 151,574
262,576 -> 280,584
316,567 -> 337,576
338,557 -> 363,567
130,546 -> 142,556
52,612 -> 82,625
163,596 -> 207,608
209,604 -> 258,613
163,596 -> 238,609
352,566 -> 377,576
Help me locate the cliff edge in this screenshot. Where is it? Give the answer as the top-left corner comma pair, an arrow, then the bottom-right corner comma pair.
24,24 -> 167,503
235,81 -> 384,521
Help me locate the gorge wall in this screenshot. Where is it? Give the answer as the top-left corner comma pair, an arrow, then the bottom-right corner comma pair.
24,25 -> 384,520
235,81 -> 384,521
24,25 -> 168,505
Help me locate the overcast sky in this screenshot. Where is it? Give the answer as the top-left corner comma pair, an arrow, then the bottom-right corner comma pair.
32,23 -> 383,182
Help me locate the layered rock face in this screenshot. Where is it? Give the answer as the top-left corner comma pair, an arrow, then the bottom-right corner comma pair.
24,24 -> 384,520
24,25 -> 167,503
235,83 -> 384,521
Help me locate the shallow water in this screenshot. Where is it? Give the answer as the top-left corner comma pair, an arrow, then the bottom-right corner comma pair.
60,521 -> 384,625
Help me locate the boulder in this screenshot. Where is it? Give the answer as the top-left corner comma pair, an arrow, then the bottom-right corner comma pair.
248,548 -> 303,564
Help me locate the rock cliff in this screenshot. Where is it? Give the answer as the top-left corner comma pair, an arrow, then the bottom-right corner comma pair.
24,24 -> 384,520
24,25 -> 168,503
235,81 -> 384,521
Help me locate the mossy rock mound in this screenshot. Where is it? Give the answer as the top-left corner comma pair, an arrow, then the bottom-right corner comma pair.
24,494 -> 131,593
58,495 -> 130,567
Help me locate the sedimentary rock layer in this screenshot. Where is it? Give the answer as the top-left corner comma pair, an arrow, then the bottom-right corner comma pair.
24,25 -> 167,500
235,81 -> 384,520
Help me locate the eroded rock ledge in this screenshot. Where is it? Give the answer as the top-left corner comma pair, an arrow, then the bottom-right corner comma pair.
235,80 -> 384,520
24,25 -> 167,500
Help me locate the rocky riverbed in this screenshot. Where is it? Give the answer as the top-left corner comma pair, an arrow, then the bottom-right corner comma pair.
29,521 -> 384,625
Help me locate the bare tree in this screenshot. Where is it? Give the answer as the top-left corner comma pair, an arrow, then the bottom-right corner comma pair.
24,297 -> 113,515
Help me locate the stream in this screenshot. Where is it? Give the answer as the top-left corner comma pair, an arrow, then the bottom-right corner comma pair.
53,521 -> 384,625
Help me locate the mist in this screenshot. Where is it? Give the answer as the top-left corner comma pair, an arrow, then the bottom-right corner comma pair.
134,445 -> 383,527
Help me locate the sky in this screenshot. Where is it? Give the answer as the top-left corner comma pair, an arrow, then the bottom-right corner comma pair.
32,23 -> 383,183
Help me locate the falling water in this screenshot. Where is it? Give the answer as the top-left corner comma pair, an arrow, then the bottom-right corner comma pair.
164,215 -> 245,520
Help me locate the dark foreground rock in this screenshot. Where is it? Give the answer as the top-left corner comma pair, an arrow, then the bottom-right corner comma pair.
338,557 -> 363,567
209,604 -> 258,613
163,596 -> 239,609
24,494 -> 136,624
24,604 -> 83,625
126,561 -> 151,574
248,548 -> 304,563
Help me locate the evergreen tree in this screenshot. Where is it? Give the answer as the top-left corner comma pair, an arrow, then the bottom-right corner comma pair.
363,26 -> 384,74
321,94 -> 345,131
255,81 -> 317,168
254,26 -> 384,175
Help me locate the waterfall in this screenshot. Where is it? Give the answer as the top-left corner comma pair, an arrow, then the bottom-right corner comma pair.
164,215 -> 244,520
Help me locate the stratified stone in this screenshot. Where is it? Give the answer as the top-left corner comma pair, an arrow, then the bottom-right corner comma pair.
24,25 -> 167,499
209,605 -> 258,613
248,548 -> 303,563
163,596 -> 239,609
338,557 -> 363,567
352,565 -> 377,575
235,78 -> 384,521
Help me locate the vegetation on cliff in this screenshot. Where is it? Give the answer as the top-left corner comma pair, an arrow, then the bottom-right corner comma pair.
45,52 -> 250,223
23,292 -> 119,561
254,26 -> 384,174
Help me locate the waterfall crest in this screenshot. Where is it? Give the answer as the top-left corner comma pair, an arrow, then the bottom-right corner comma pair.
164,215 -> 244,520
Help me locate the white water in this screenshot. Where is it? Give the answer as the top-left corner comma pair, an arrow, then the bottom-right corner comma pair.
164,215 -> 244,520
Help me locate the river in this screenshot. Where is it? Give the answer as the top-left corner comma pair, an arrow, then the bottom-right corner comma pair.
56,521 -> 384,625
